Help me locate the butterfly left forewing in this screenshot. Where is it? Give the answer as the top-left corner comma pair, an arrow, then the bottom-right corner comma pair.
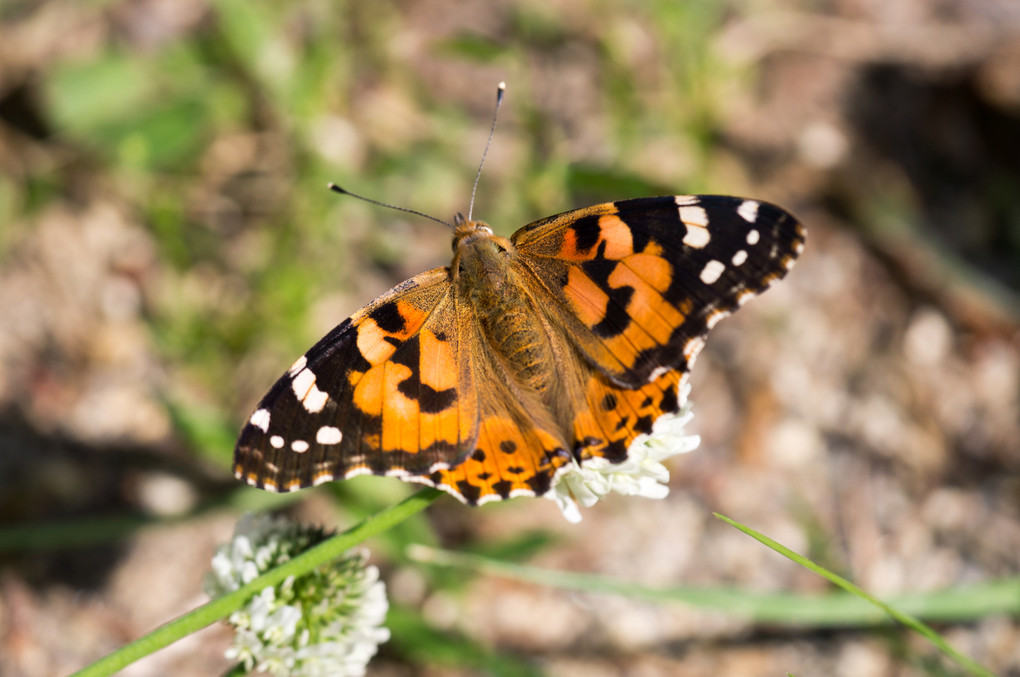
234,267 -> 479,492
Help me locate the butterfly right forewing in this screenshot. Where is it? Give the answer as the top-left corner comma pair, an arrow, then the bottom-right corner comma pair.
505,195 -> 803,466
512,195 -> 805,387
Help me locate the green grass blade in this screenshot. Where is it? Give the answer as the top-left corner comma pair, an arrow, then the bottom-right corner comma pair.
715,513 -> 995,677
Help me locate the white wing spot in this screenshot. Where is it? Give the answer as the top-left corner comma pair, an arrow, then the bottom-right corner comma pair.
478,490 -> 536,506
292,368 -> 315,396
705,309 -> 730,330
291,440 -> 309,453
700,259 -> 726,284
682,225 -> 711,249
249,408 -> 270,432
674,195 -> 699,206
683,336 -> 705,360
288,354 -> 308,375
292,368 -> 328,413
262,480 -> 279,493
737,289 -> 756,305
746,229 -> 760,245
678,205 -> 709,228
303,387 -> 328,413
647,365 -> 672,383
738,200 -> 760,223
270,435 -> 285,449
316,426 -> 343,445
731,250 -> 748,266
312,473 -> 335,486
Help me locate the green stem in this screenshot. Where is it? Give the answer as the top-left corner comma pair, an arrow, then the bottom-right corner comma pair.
69,488 -> 444,677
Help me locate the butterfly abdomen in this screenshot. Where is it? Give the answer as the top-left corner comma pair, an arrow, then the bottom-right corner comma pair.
480,296 -> 555,391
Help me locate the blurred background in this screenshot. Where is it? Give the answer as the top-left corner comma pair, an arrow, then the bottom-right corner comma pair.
1,0 -> 1019,675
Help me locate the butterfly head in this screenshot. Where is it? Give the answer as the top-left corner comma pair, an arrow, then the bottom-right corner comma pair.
451,214 -> 515,283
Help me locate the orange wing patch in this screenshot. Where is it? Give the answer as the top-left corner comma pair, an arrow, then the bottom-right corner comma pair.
562,266 -> 609,327
573,369 -> 683,464
415,328 -> 466,453
423,415 -> 572,504
600,255 -> 687,356
558,213 -> 635,260
369,295 -> 476,463
347,299 -> 445,454
518,214 -> 692,382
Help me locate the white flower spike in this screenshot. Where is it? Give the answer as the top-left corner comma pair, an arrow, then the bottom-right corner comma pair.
205,513 -> 389,677
548,377 -> 701,523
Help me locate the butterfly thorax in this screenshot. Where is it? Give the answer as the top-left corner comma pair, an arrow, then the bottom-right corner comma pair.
452,220 -> 559,399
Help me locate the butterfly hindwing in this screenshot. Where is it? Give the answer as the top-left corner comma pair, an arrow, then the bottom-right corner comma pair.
423,395 -> 573,504
571,366 -> 684,464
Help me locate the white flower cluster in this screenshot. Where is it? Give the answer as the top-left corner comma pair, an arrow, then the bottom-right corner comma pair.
548,378 -> 701,523
205,513 -> 390,677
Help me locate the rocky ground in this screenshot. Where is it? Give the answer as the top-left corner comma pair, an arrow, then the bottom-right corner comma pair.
0,1 -> 1018,675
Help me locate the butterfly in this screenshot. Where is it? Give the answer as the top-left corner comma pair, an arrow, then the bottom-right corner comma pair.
233,192 -> 805,505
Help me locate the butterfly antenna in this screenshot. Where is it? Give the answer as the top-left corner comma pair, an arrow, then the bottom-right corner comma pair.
328,183 -> 454,229
467,81 -> 506,222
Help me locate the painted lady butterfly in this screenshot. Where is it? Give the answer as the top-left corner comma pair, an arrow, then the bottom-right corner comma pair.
234,190 -> 805,505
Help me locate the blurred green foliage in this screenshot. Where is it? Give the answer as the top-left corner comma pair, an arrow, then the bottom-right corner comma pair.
9,3 -> 753,671
29,1 -> 741,426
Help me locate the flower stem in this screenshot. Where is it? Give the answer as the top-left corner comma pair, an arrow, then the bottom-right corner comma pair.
69,488 -> 444,677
